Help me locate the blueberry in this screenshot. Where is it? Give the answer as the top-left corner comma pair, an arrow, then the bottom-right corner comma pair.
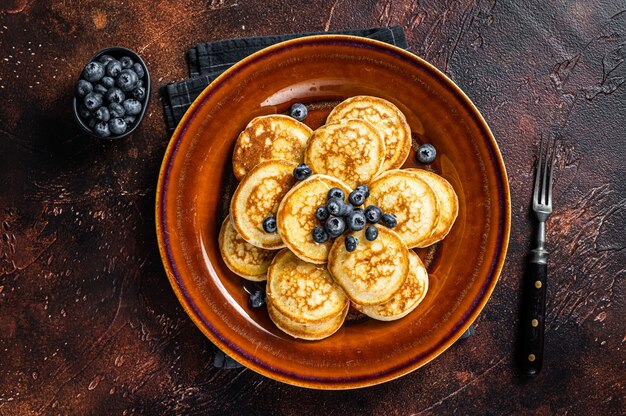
346,210 -> 366,231
365,225 -> 378,241
78,104 -> 91,120
340,203 -> 353,217
75,79 -> 93,97
119,56 -> 134,69
84,92 -> 103,111
326,198 -> 343,216
132,63 -> 145,79
87,116 -> 98,129
355,184 -> 370,199
82,61 -> 105,82
312,225 -> 329,243
116,69 -> 139,92
105,60 -> 122,77
101,76 -> 115,88
248,290 -> 266,308
93,83 -> 108,95
99,54 -> 115,65
315,205 -> 330,221
132,86 -> 146,101
93,121 -> 111,138
108,118 -> 127,135
95,106 -> 110,122
325,216 -> 346,238
123,115 -> 136,126
364,205 -> 382,223
262,215 -> 277,233
122,98 -> 142,115
289,103 -> 308,121
417,143 -> 437,164
137,79 -> 144,88
108,102 -> 125,118
293,163 -> 312,181
106,87 -> 125,104
381,213 -> 398,228
345,235 -> 358,252
327,187 -> 345,201
348,190 -> 366,206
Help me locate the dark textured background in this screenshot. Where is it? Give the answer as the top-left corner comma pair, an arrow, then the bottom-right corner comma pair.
1,1 -> 624,415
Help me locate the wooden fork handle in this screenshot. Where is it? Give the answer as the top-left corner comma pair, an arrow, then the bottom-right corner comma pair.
521,260 -> 547,376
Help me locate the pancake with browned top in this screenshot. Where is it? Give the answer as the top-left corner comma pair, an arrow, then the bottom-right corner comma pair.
218,216 -> 276,281
276,174 -> 351,264
354,250 -> 428,321
368,169 -> 439,248
327,96 -> 411,171
230,159 -> 297,249
267,249 -> 349,340
232,115 -> 312,180
328,227 -> 409,306
406,168 -> 459,247
304,119 -> 385,188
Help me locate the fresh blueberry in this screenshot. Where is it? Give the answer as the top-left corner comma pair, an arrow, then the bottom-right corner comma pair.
108,118 -> 127,135
381,213 -> 398,228
75,79 -> 93,97
106,87 -> 125,104
95,106 -> 110,122
327,187 -> 345,201
101,76 -> 115,88
248,289 -> 266,308
315,205 -> 330,221
93,121 -> 111,138
355,184 -> 370,199
364,205 -> 382,223
289,103 -> 308,121
116,69 -> 139,92
108,102 -> 125,118
132,63 -> 145,79
293,163 -> 312,181
326,198 -> 343,216
105,60 -> 122,77
123,115 -> 136,126
348,190 -> 366,206
132,86 -> 146,101
365,225 -> 378,241
340,203 -> 353,217
346,210 -> 366,231
98,54 -> 115,65
325,216 -> 346,238
78,104 -> 91,120
137,79 -> 144,89
93,83 -> 108,95
82,61 -> 105,82
87,116 -> 98,129
122,98 -> 142,115
84,92 -> 103,111
262,215 -> 277,233
417,143 -> 437,164
345,235 -> 358,252
312,225 -> 329,243
119,56 -> 134,69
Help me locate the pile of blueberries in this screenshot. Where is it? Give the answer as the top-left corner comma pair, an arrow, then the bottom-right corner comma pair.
75,53 -> 147,138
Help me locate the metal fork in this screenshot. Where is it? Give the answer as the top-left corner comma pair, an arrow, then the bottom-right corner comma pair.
521,135 -> 556,376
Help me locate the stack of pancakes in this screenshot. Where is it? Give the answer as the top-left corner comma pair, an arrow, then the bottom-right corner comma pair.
219,96 -> 458,340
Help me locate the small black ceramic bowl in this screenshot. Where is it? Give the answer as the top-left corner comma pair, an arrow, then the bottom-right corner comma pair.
73,46 -> 150,140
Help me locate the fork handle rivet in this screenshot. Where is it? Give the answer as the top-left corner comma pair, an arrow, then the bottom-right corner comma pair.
535,280 -> 542,289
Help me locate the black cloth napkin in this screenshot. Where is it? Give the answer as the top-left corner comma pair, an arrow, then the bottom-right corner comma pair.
160,27 -> 474,369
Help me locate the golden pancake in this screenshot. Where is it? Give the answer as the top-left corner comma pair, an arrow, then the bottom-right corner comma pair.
276,174 -> 351,264
328,227 -> 409,306
354,250 -> 428,321
232,115 -> 312,180
230,159 -> 297,249
327,95 -> 411,171
218,216 -> 276,281
268,300 -> 348,341
368,169 -> 439,248
304,119 -> 385,188
406,168 -> 459,247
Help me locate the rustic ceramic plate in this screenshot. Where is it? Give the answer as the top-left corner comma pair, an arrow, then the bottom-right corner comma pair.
156,35 -> 510,389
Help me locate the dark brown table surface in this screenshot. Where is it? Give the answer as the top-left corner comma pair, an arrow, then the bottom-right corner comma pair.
1,1 -> 625,415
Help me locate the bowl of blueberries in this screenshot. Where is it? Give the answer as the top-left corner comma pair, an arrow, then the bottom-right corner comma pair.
73,47 -> 150,139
